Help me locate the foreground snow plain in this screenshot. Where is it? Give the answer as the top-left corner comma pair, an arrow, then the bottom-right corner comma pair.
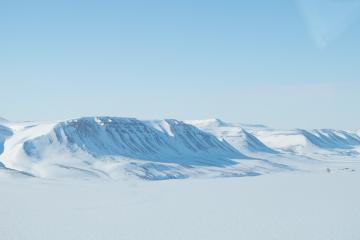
1,172 -> 359,240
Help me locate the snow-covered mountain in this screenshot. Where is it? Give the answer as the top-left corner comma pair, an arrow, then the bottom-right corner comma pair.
185,119 -> 360,173
251,128 -> 360,157
0,116 -> 359,180
0,123 -> 34,178
2,117 -> 279,180
0,124 -> 12,155
21,117 -> 243,164
186,119 -> 277,154
187,119 -> 360,157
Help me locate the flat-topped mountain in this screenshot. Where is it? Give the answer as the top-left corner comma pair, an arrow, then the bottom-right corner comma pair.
0,116 -> 359,180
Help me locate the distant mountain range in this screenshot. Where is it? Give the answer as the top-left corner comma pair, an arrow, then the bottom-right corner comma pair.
1,116 -> 359,180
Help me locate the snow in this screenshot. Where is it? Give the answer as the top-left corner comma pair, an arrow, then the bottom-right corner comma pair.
0,171 -> 359,240
145,119 -> 175,137
251,128 -> 360,158
189,119 -> 360,160
186,118 -> 231,128
1,117 -> 360,180
1,117 -> 360,239
1,121 -> 58,172
0,124 -> 13,154
186,119 -> 277,154
2,117 -> 267,180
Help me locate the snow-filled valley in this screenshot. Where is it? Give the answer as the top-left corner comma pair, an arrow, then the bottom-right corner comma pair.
1,116 -> 360,240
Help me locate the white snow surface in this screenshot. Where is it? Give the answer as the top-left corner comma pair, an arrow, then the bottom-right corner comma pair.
0,172 -> 359,240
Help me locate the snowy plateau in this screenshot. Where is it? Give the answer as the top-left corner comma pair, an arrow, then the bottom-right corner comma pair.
0,116 -> 359,240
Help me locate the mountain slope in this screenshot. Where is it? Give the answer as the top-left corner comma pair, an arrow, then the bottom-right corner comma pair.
1,124 -> 33,178
186,119 -> 360,173
0,162 -> 33,178
186,119 -> 277,154
0,124 -> 12,155
22,117 -> 244,165
2,117 -> 275,180
1,116 -> 358,180
249,128 -> 360,159
301,129 -> 360,149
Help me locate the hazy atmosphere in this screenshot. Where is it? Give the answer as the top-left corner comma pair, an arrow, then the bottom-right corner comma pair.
1,0 -> 360,128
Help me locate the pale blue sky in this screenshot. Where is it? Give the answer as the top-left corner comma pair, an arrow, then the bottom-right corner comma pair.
1,0 -> 360,129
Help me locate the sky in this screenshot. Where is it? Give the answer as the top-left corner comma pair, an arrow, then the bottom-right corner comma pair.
1,0 -> 360,129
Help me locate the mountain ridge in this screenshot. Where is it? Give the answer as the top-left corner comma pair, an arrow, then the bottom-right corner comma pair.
0,116 -> 359,180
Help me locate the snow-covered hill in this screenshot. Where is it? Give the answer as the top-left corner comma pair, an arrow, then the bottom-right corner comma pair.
187,119 -> 360,157
185,119 -> 360,173
2,117 -> 284,180
22,117 -> 243,164
0,123 -> 34,178
0,116 -> 359,180
251,128 -> 360,158
0,124 -> 12,155
186,119 -> 277,154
